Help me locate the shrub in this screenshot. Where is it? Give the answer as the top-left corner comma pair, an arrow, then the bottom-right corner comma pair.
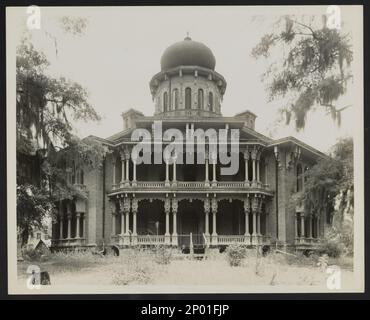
112,263 -> 153,285
22,247 -> 43,261
154,245 -> 172,265
319,240 -> 344,258
112,248 -> 156,285
225,243 -> 247,267
22,247 -> 52,262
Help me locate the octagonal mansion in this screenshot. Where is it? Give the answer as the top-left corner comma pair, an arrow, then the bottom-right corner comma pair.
52,36 -> 328,253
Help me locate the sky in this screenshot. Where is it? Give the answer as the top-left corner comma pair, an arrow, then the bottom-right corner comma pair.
9,5 -> 363,153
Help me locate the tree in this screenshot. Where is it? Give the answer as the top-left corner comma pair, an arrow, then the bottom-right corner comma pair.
16,40 -> 106,246
298,138 -> 354,253
252,16 -> 353,130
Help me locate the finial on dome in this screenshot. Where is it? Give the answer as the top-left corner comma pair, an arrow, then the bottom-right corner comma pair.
184,31 -> 191,40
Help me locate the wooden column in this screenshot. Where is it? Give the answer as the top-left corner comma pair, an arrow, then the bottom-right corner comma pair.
165,159 -> 170,186
132,159 -> 137,186
112,157 -> 117,188
75,212 -> 81,238
244,148 -> 250,186
120,151 -> 125,187
164,198 -> 170,244
131,199 -> 138,245
172,199 -> 178,246
59,201 -> 64,240
120,210 -> 125,235
295,213 -> 299,239
211,198 -> 218,245
204,199 -> 210,236
111,201 -> 116,236
300,213 -> 305,239
205,158 -> 209,185
244,198 -> 251,244
66,202 -> 72,239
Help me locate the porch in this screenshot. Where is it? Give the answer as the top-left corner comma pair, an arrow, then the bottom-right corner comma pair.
109,197 -> 272,248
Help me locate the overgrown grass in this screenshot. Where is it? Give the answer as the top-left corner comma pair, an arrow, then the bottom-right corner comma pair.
17,247 -> 354,287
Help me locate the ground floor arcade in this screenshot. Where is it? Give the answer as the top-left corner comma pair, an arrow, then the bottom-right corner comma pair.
109,193 -> 271,248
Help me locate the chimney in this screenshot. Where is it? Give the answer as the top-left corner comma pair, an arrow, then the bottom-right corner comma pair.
121,109 -> 144,130
234,110 -> 257,130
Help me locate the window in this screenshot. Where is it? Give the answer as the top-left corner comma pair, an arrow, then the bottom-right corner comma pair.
163,92 -> 168,112
79,169 -> 84,185
172,89 -> 179,110
198,89 -> 204,109
297,163 -> 303,192
36,233 -> 41,240
209,92 -> 213,111
185,87 -> 192,109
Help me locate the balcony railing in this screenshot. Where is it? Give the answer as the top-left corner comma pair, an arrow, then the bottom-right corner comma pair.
217,235 -> 246,244
295,237 -> 322,245
111,181 -> 270,192
52,238 -> 87,247
137,235 -> 166,245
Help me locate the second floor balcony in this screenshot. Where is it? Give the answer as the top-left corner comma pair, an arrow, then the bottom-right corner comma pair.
110,180 -> 272,195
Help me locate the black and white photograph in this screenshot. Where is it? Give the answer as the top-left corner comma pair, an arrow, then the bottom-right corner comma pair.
4,4 -> 365,295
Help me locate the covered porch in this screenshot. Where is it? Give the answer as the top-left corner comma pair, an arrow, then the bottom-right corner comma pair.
108,194 -> 271,248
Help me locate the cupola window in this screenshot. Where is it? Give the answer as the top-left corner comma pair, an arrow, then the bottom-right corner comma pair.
185,87 -> 192,109
198,89 -> 204,109
163,92 -> 169,112
172,89 -> 179,110
209,92 -> 214,112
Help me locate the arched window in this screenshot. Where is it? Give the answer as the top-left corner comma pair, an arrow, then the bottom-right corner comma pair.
209,92 -> 213,111
297,163 -> 303,192
172,89 -> 179,110
198,89 -> 204,109
163,92 -> 168,112
185,87 -> 192,109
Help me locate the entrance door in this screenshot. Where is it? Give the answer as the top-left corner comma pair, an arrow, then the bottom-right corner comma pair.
178,200 -> 204,248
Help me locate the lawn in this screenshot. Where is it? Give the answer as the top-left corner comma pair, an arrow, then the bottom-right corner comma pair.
16,248 -> 355,292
